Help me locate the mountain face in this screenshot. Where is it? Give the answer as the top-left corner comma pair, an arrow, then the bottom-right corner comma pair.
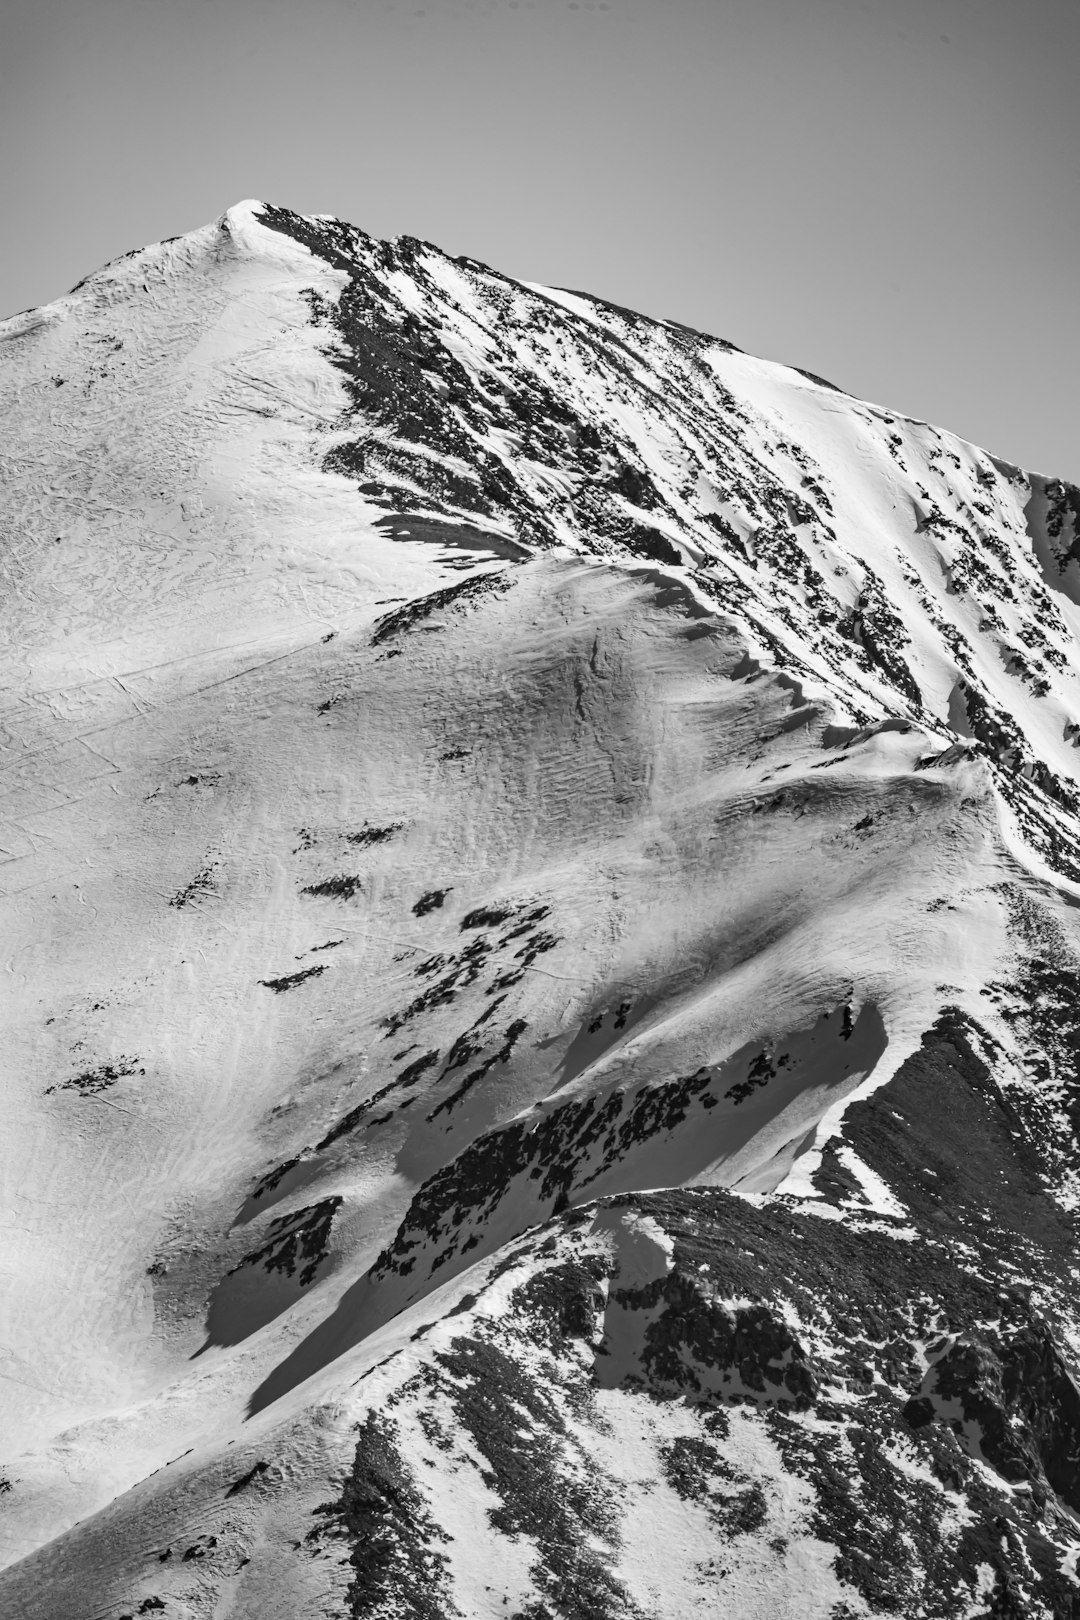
3,202 -> 1080,1619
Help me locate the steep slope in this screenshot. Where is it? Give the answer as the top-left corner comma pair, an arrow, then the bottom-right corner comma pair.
2,202 -> 1080,1618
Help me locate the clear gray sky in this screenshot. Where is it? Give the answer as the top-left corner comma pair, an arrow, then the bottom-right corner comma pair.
3,0 -> 1077,480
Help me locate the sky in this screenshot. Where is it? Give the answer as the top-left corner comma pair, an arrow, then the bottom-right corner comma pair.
2,0 -> 1077,480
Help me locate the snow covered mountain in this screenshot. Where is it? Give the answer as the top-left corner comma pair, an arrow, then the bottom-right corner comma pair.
3,199 -> 1080,1617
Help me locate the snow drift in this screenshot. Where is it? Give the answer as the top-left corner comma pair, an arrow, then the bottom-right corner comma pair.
3,201 -> 1080,1617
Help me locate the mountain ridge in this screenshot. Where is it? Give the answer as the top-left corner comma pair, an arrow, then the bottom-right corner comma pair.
2,201 -> 1080,1617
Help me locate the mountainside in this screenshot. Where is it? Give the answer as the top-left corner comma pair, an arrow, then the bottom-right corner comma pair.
3,200 -> 1080,1618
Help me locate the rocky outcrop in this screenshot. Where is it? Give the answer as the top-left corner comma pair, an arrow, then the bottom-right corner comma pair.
906,1320 -> 1080,1513
619,1275 -> 818,1408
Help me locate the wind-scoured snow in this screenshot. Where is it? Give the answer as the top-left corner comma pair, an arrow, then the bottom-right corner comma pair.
3,201 -> 1080,1617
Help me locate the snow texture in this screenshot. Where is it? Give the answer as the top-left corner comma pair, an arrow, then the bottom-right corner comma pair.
3,201 -> 1080,1617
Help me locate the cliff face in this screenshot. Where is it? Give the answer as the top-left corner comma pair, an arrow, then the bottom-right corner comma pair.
3,202 -> 1080,1618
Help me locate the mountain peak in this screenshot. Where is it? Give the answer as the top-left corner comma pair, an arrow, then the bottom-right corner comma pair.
4,205 -> 1080,1619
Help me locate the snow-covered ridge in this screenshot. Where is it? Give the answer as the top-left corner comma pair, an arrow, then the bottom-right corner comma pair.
3,202 -> 1080,1617
9,198 -> 1079,876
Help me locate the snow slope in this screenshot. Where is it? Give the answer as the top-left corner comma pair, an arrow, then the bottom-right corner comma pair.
3,201 -> 1080,1617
